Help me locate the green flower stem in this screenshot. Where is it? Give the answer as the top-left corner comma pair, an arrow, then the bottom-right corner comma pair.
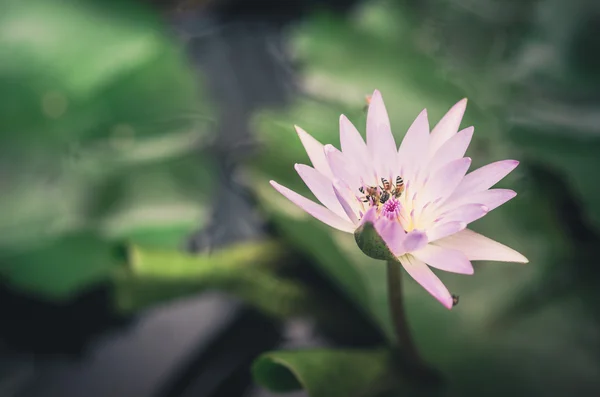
386,260 -> 422,365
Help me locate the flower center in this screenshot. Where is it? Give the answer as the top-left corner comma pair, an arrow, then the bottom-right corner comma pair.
382,198 -> 401,220
358,175 -> 406,222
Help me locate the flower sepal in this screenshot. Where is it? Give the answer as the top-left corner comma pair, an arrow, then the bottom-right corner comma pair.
354,221 -> 397,262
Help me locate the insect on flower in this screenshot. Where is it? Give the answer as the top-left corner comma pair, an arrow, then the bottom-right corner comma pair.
452,294 -> 460,307
270,90 -> 528,309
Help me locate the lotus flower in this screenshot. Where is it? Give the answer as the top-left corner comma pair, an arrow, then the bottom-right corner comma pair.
270,90 -> 528,309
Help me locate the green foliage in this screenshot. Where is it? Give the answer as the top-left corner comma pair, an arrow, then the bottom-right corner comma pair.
0,0 -> 203,145
252,349 -> 395,397
0,0 -> 212,299
2,0 -> 599,396
0,232 -> 119,299
114,241 -> 316,318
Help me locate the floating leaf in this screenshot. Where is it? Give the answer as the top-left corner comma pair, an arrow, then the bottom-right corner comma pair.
0,233 -> 120,300
252,349 -> 396,397
113,241 -> 315,317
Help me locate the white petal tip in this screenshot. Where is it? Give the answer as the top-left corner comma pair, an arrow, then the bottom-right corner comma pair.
442,298 -> 454,310
294,125 -> 306,135
452,98 -> 468,111
503,250 -> 529,264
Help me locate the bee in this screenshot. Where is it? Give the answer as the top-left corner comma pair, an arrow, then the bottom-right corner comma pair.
392,176 -> 405,198
359,186 -> 369,203
381,177 -> 391,192
359,186 -> 379,203
452,294 -> 459,307
380,191 -> 390,204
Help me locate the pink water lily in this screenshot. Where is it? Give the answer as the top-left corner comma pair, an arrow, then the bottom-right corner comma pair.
270,90 -> 528,309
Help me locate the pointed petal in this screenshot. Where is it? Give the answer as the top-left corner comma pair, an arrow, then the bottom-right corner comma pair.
428,126 -> 474,172
476,189 -> 517,211
270,181 -> 355,233
332,179 -> 361,225
456,160 -> 519,194
340,115 -> 369,161
412,244 -> 474,274
295,125 -> 334,179
398,109 -> 429,180
443,189 -> 516,212
340,115 -> 377,186
366,90 -> 396,178
440,204 -> 488,224
324,144 -> 361,189
423,157 -> 471,203
294,164 -> 346,218
429,98 -> 468,154
427,221 -> 466,242
399,254 -> 453,309
435,229 -> 529,263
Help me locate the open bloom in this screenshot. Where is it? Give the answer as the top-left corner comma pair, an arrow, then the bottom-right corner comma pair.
270,90 -> 528,309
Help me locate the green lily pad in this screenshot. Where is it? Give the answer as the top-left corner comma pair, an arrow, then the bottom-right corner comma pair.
0,232 -> 120,300
252,349 -> 396,397
114,241 -> 318,318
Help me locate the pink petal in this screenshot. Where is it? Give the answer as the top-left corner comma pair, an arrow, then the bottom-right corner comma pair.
270,181 -> 355,233
428,126 -> 474,172
324,144 -> 361,189
398,109 -> 430,180
412,244 -> 474,274
399,254 -> 454,309
435,229 -> 529,263
295,125 -> 334,179
427,221 -> 466,242
442,189 -> 516,212
340,115 -> 377,187
477,189 -> 517,211
332,179 -> 361,225
294,164 -> 346,219
429,98 -> 468,154
402,230 -> 428,252
456,160 -> 519,195
440,204 -> 488,224
374,218 -> 408,256
422,157 -> 471,204
366,90 -> 397,178
359,206 -> 378,226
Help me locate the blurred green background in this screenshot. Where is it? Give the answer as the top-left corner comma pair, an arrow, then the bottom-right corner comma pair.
1,0 -> 599,396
